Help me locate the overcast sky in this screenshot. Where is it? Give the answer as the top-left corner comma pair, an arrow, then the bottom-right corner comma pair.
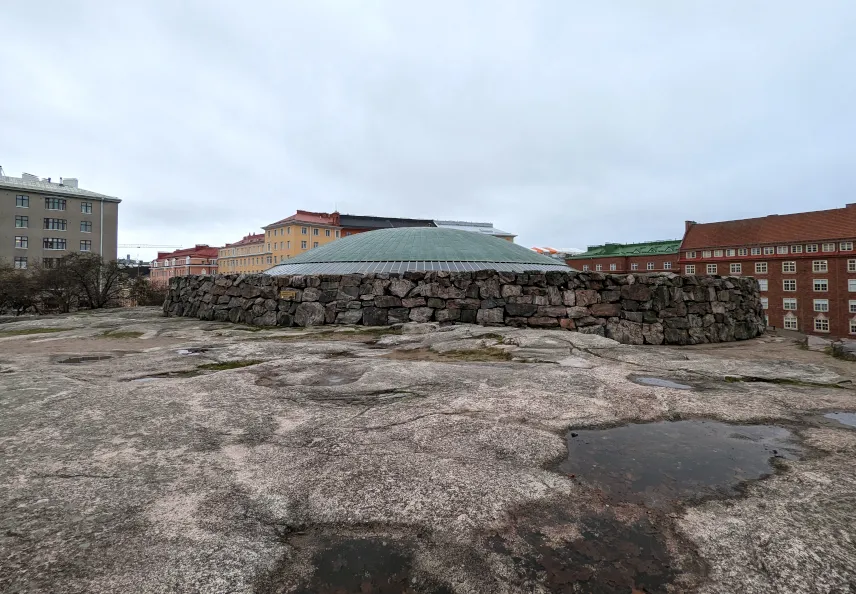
2,1 -> 855,261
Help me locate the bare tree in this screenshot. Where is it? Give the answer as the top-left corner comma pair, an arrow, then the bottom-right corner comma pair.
57,254 -> 127,309
0,261 -> 40,315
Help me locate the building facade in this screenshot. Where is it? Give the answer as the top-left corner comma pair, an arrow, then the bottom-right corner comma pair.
680,204 -> 856,338
263,211 -> 341,265
565,240 -> 681,273
1,172 -> 120,268
218,234 -> 267,274
338,214 -> 435,238
150,245 -> 219,286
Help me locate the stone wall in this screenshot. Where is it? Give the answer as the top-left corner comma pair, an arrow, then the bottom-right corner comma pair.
163,271 -> 766,345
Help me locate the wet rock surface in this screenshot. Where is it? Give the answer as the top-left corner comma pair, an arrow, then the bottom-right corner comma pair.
1,308 -> 856,593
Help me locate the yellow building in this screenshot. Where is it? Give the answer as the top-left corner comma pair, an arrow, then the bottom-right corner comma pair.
263,210 -> 342,265
217,233 -> 269,274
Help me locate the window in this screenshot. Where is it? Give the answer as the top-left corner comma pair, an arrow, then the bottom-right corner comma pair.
849,279 -> 856,292
609,263 -> 616,271
725,249 -> 736,257
267,256 -> 272,264
16,195 -> 29,208
13,257 -> 27,269
813,279 -> 828,292
313,242 -> 319,248
185,256 -> 191,264
582,265 -> 589,271
706,264 -> 717,274
313,228 -> 319,236
685,251 -> 696,259
287,241 -> 291,249
14,236 -> 28,249
43,238 -> 67,250
738,248 -> 748,256
663,262 -> 672,270
80,240 -> 92,252
713,250 -> 723,258
287,227 -> 291,235
301,241 -> 307,249
45,198 -> 66,210
812,260 -> 828,272
596,264 -> 603,271
851,319 -> 856,335
777,246 -> 788,254
783,298 -> 797,310
782,261 -> 796,273
850,300 -> 856,313
841,242 -> 853,251
758,279 -> 768,291
730,263 -> 741,274
647,262 -> 655,270
43,218 -> 67,230
822,243 -> 835,252
15,215 -> 28,228
784,315 -> 798,330
806,244 -> 818,253
755,262 -> 768,273
335,230 -> 340,238
783,279 -> 797,291
301,227 -> 307,235
814,299 -> 829,312
763,246 -> 775,255
630,263 -> 639,270
81,202 -> 93,214
849,260 -> 856,272
750,247 -> 761,256
761,297 -> 769,309
814,317 -> 830,332
789,245 -> 802,254
42,258 -> 58,269
702,250 -> 712,258
685,265 -> 696,274
325,229 -> 331,237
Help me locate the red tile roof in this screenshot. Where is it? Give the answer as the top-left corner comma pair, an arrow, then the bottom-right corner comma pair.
264,210 -> 340,229
156,245 -> 220,259
224,233 -> 264,248
682,204 -> 856,250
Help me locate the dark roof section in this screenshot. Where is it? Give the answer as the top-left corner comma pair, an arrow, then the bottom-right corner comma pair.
338,214 -> 436,230
566,240 -> 681,259
265,227 -> 570,275
681,204 -> 856,250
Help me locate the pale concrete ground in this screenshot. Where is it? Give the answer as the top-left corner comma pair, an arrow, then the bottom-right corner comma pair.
0,308 -> 855,593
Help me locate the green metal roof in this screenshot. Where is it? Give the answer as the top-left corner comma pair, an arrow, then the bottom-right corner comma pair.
565,240 -> 681,259
285,228 -> 562,264
265,228 -> 570,275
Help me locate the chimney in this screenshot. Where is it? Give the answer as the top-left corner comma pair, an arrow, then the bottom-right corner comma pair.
685,220 -> 696,232
847,203 -> 856,209
62,178 -> 78,188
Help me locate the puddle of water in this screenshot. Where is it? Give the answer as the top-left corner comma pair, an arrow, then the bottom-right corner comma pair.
559,420 -> 801,507
824,412 -> 856,428
632,376 -> 693,390
58,356 -> 113,364
290,538 -> 453,594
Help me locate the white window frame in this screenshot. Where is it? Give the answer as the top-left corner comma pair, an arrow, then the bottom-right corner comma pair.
849,279 -> 856,292
763,246 -> 775,255
841,241 -> 853,251
849,259 -> 856,273
726,249 -> 736,257
702,250 -> 712,258
791,245 -> 803,254
755,262 -> 768,274
737,248 -> 748,256
814,299 -> 829,312
758,279 -> 768,291
777,246 -> 788,254
730,263 -> 741,274
784,315 -> 798,330
814,317 -> 830,333
609,263 -> 616,271
761,297 -> 769,310
685,251 -> 696,259
663,262 -> 672,270
813,279 -> 828,292
595,264 -> 603,271
751,247 -> 761,256
850,300 -> 856,314
806,244 -> 818,253
582,265 -> 589,271
713,249 -> 723,258
851,319 -> 856,335
783,298 -> 797,310
630,263 -> 639,270
782,261 -> 796,273
647,262 -> 655,270
822,242 -> 835,252
706,263 -> 717,274
685,265 -> 696,274
812,260 -> 828,272
783,279 -> 797,291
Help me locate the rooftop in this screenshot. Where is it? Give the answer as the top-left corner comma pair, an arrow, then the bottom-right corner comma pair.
566,240 -> 682,259
434,220 -> 516,238
682,204 -> 856,250
265,227 -> 568,275
156,245 -> 220,260
263,210 -> 340,230
0,173 -> 120,202
223,233 -> 264,248
339,214 -> 436,230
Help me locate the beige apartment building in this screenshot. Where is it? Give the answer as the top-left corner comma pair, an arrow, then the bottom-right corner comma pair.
1,171 -> 120,269
218,233 -> 268,274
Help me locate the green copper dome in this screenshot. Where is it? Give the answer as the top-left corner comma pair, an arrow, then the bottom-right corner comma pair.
265,228 -> 570,275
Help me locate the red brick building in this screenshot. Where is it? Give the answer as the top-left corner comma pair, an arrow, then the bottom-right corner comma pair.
565,240 -> 681,273
680,204 -> 856,338
150,245 -> 219,286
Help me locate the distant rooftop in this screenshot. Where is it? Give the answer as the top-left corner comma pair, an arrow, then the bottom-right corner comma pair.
223,233 -> 264,248
339,214 -> 436,230
434,220 -> 515,238
0,172 -> 120,202
566,240 -> 681,259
